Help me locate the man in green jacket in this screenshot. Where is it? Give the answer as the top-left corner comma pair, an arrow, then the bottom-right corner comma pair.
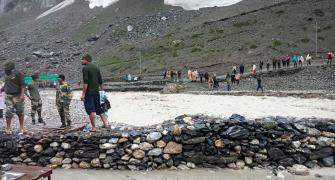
80,54 -> 108,132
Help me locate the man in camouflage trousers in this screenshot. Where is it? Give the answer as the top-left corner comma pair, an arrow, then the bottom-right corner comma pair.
25,74 -> 44,124
3,61 -> 26,134
56,74 -> 72,128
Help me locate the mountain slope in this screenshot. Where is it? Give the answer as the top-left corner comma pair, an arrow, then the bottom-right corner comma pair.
0,0 -> 333,82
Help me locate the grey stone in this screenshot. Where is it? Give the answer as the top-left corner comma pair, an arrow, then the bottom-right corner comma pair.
146,132 -> 162,143
290,164 -> 309,176
183,137 -> 206,144
321,156 -> 334,167
147,148 -> 162,156
61,143 -> 71,150
50,157 -> 63,166
34,145 -> 43,153
316,137 -> 334,147
62,158 -> 72,164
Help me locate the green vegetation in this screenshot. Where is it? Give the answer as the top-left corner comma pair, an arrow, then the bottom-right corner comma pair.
318,36 -> 325,41
272,40 -> 283,47
233,19 -> 257,28
191,32 -> 204,38
72,20 -> 105,42
275,10 -> 284,14
301,38 -> 310,43
0,16 -> 11,31
96,54 -> 126,72
322,25 -> 332,31
250,44 -> 258,49
314,9 -> 325,17
209,28 -> 224,34
190,47 -> 202,53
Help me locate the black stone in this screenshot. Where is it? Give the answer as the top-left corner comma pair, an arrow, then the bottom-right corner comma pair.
321,156 -> 334,167
226,126 -> 250,139
291,154 -> 307,164
268,148 -> 286,161
279,158 -> 294,167
310,147 -> 333,160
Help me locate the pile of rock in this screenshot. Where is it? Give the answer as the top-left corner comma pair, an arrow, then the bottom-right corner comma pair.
1,115 -> 334,171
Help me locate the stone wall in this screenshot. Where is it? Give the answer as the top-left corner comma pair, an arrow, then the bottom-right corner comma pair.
1,115 -> 334,171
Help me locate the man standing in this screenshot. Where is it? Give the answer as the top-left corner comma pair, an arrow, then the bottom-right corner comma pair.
56,75 -> 72,128
80,54 -> 108,132
25,75 -> 44,125
256,76 -> 264,93
0,81 -> 4,120
327,52 -> 334,65
239,64 -> 245,74
3,62 -> 25,134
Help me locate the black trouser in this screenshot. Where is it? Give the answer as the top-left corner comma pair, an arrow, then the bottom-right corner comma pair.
257,85 -> 263,92
273,63 -> 276,70
0,109 -> 3,119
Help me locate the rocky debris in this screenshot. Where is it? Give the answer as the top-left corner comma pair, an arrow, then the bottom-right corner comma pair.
1,115 -> 335,171
162,83 -> 185,94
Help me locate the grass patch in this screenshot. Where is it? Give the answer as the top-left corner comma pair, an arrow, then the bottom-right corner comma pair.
318,36 -> 325,41
210,28 -> 224,34
322,25 -> 332,31
250,44 -> 258,49
301,38 -> 310,43
314,9 -> 325,17
302,27 -> 307,31
233,19 -> 257,28
275,10 -> 284,14
190,48 -> 202,53
191,32 -> 204,38
72,20 -> 105,42
272,40 -> 283,47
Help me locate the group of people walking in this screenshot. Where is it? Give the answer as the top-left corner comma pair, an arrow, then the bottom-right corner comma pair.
0,54 -> 110,134
162,68 -> 182,82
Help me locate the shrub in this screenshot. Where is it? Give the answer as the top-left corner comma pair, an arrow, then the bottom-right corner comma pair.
272,40 -> 282,47
301,38 -> 310,43
250,44 -> 258,49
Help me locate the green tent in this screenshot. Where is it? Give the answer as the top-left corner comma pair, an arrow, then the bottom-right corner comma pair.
24,74 -> 59,85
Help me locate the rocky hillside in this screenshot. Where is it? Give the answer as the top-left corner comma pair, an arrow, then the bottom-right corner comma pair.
0,0 -> 334,82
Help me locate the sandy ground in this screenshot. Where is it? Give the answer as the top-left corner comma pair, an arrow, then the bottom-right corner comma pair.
53,168 -> 335,180
73,92 -> 335,126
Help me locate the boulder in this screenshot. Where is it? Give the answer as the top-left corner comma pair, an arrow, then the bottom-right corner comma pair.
226,126 -> 250,139
50,157 -> 63,166
163,142 -> 183,154
147,148 -> 162,156
34,145 -> 43,153
146,132 -> 162,143
133,150 -> 146,159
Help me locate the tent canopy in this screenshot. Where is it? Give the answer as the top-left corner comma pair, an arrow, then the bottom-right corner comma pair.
24,74 -> 59,85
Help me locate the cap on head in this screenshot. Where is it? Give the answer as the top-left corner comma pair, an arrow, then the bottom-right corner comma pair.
58,74 -> 65,81
81,54 -> 92,62
4,61 -> 15,71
